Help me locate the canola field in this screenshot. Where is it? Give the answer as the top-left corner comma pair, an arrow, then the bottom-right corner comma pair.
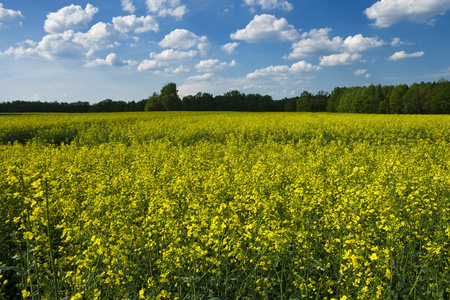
1,112 -> 450,300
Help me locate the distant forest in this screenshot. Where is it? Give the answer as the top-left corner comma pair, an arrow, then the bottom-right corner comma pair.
1,79 -> 449,114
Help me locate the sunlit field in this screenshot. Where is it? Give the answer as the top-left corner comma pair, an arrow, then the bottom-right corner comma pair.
1,112 -> 450,299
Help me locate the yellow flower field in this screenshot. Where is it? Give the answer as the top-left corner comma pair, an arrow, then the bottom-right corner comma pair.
1,112 -> 449,299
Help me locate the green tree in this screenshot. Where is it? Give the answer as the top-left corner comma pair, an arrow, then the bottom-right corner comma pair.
327,87 -> 346,112
360,85 -> 379,114
378,85 -> 394,113
336,87 -> 361,113
424,79 -> 450,113
283,97 -> 297,112
296,91 -> 312,112
145,92 -> 164,111
160,82 -> 181,111
257,95 -> 273,111
313,90 -> 329,112
389,84 -> 408,114
403,83 -> 423,114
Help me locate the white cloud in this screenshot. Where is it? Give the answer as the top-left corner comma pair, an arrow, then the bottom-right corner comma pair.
244,0 -> 293,11
222,42 -> 239,54
354,69 -> 372,79
391,37 -> 412,46
137,49 -> 198,72
195,59 -> 236,72
247,60 -> 321,78
146,0 -> 188,19
287,28 -> 341,58
354,69 -> 367,76
319,53 -> 364,67
22,40 -> 38,47
150,49 -> 198,61
365,0 -> 450,27
84,53 -> 137,67
153,65 -> 190,75
230,14 -> 299,43
73,22 -> 119,57
170,65 -> 189,74
36,31 -> 83,60
4,18 -> 136,60
3,45 -> 39,59
387,50 -> 425,60
158,29 -> 209,55
0,3 -> 23,25
121,0 -> 136,13
44,4 -> 98,33
137,59 -> 166,71
4,30 -> 84,60
137,49 -> 199,73
112,15 -> 159,34
187,73 -> 214,81
343,34 -> 385,52
287,28 -> 384,59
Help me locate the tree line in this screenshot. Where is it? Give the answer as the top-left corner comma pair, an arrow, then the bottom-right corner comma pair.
0,99 -> 147,113
1,79 -> 449,114
326,78 -> 450,114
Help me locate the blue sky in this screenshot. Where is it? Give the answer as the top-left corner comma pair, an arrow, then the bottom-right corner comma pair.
0,0 -> 449,103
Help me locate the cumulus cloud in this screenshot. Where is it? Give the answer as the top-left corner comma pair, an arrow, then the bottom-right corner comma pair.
221,42 -> 239,54
158,29 -> 209,55
146,0 -> 188,19
343,34 -> 385,52
84,53 -> 137,67
150,49 -> 198,61
112,15 -> 159,34
121,0 -> 136,13
365,0 -> 450,27
3,45 -> 39,59
319,53 -> 364,67
387,50 -> 425,60
230,14 -> 299,43
354,69 -> 368,76
287,28 -> 384,59
247,60 -> 321,78
4,13 -> 144,61
286,28 -> 341,58
168,65 -> 190,74
44,4 -> 98,33
0,3 -> 23,25
391,37 -> 412,46
187,73 -> 214,81
137,49 -> 198,72
244,0 -> 293,11
4,30 -> 83,60
354,69 -> 372,78
73,22 -> 119,57
195,59 -> 236,72
137,59 -> 165,71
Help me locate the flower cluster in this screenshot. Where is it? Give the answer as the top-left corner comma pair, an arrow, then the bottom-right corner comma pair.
1,112 -> 450,299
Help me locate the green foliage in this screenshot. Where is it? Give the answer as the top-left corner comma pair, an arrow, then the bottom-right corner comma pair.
144,92 -> 164,111
160,82 -> 181,111
389,84 -> 408,114
1,79 -> 450,114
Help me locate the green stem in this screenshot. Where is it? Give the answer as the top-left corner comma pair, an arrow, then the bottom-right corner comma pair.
25,211 -> 34,299
44,177 -> 59,300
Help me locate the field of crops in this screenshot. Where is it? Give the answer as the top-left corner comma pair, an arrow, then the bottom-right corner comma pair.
1,112 -> 450,300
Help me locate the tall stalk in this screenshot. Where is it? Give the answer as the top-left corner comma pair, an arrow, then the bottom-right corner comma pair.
21,172 -> 42,300
44,176 -> 58,300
